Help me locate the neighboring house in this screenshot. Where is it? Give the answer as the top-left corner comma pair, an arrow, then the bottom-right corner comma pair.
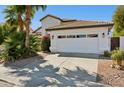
39,14 -> 114,54
33,26 -> 42,35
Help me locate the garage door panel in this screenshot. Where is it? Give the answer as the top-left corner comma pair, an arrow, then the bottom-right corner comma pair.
56,38 -> 98,53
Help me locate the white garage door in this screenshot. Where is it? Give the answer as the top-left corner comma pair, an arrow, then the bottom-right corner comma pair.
56,34 -> 99,54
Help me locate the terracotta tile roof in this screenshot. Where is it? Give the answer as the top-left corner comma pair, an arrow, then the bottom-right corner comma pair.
46,20 -> 114,31
40,15 -> 114,31
62,19 -> 76,22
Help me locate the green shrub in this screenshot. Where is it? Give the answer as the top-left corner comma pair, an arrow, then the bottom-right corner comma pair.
0,31 -> 42,62
41,35 -> 50,52
0,45 -> 10,62
111,49 -> 124,66
0,23 -> 17,45
0,31 -> 25,61
104,50 -> 111,57
29,35 -> 42,52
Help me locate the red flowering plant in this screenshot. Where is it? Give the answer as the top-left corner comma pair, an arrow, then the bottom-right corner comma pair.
41,34 -> 50,52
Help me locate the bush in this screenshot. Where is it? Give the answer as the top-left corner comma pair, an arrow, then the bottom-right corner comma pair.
29,35 -> 42,52
111,49 -> 124,66
0,23 -> 16,45
104,50 -> 111,57
1,31 -> 25,61
0,32 -> 42,62
41,35 -> 50,52
0,45 -> 10,62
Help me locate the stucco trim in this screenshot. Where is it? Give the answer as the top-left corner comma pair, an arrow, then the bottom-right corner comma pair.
40,15 -> 63,21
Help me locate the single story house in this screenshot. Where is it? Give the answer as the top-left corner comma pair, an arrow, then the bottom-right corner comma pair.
38,14 -> 114,54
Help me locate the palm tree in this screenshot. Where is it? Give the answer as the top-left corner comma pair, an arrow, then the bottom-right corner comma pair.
3,5 -> 25,32
25,5 -> 47,48
4,5 -> 47,49
16,5 -> 25,31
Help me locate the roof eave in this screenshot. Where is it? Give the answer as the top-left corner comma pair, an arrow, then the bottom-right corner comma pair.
46,24 -> 114,31
40,14 -> 63,21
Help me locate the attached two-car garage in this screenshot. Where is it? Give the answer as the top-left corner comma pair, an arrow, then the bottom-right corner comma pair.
40,14 -> 113,54
56,34 -> 99,54
49,27 -> 111,54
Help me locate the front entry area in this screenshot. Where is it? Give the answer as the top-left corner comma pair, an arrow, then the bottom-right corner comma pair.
111,37 -> 120,51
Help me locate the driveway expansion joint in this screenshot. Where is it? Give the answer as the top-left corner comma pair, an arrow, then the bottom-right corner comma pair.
0,79 -> 16,86
57,58 -> 70,67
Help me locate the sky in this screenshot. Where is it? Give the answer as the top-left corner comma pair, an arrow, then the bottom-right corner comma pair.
0,5 -> 117,30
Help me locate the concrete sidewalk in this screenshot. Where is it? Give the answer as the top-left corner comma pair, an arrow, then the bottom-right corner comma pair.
0,54 -> 109,87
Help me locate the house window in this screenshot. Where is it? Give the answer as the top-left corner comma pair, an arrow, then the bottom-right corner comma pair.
67,35 -> 76,38
87,34 -> 98,38
76,35 -> 86,38
58,35 -> 66,39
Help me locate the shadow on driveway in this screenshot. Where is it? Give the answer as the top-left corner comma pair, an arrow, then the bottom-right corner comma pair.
2,56 -> 108,87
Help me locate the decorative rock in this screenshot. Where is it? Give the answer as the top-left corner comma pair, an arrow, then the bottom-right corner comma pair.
120,66 -> 124,70
115,65 -> 121,70
110,64 -> 115,68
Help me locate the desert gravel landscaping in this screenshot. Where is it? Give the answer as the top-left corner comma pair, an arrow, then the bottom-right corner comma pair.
97,59 -> 124,87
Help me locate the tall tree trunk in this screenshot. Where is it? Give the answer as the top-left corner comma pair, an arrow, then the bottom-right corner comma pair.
18,6 -> 23,32
18,12 -> 23,31
25,5 -> 31,48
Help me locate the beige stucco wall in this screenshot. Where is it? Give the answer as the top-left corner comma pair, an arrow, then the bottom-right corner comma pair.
42,16 -> 61,29
38,16 -> 61,35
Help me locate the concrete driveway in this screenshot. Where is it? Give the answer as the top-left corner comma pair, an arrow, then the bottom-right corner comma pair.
0,53 -> 108,87
44,53 -> 99,80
